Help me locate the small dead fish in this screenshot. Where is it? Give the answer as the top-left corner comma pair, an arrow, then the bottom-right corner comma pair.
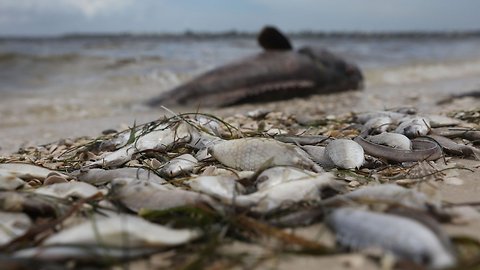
160,154 -> 198,177
325,184 -> 439,211
427,134 -> 480,160
325,139 -> 364,169
355,111 -> 406,124
73,167 -> 167,186
426,115 -> 462,128
395,116 -> 431,138
0,170 -> 25,190
255,166 -> 319,190
0,191 -> 56,217
364,116 -> 393,133
327,208 -> 456,269
92,123 -> 192,168
0,163 -> 68,181
301,145 -> 336,168
187,175 -> 244,203
235,172 -> 342,213
366,132 -> 412,150
210,138 -> 322,172
36,214 -> 199,248
110,178 -> 217,212
34,182 -> 101,199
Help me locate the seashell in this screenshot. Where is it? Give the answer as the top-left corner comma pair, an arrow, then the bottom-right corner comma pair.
0,163 -> 68,181
0,211 -> 32,245
34,182 -> 101,199
327,208 -> 456,269
235,172 -> 343,213
395,116 -> 431,138
366,132 -> 412,150
325,139 -> 364,169
0,170 -> 25,190
110,178 -> 218,212
160,154 -> 198,177
210,138 -> 322,172
364,116 -> 393,133
40,214 -> 200,247
73,167 -> 167,186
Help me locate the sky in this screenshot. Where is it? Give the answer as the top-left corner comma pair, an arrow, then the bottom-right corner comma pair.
1,0 -> 480,36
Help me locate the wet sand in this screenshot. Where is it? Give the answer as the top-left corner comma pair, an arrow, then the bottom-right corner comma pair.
1,73 -> 479,269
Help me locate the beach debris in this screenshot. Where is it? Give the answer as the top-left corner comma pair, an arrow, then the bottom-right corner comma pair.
0,107 -> 478,268
325,139 -> 364,169
327,208 -> 456,269
210,138 -> 323,172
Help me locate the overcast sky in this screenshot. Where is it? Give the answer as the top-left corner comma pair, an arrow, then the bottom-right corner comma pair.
1,0 -> 480,36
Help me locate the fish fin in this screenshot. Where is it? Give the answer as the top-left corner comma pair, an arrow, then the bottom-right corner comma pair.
257,26 -> 293,51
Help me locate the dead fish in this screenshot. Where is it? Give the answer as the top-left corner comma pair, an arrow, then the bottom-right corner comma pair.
187,175 -> 244,203
0,191 -> 56,217
0,170 -> 25,190
366,132 -> 412,150
301,145 -> 336,168
235,172 -> 342,213
0,163 -> 68,181
327,208 -> 456,269
110,178 -> 217,212
431,127 -> 480,142
325,184 -> 439,211
395,116 -> 431,138
92,122 -> 192,168
427,134 -> 480,160
364,116 -> 393,133
160,154 -> 198,177
325,139 -> 364,169
354,111 -> 406,124
255,166 -> 320,190
210,138 -> 323,172
426,115 -> 462,128
47,214 -> 199,246
73,167 -> 167,186
0,211 -> 32,245
34,182 -> 101,199
146,26 -> 362,107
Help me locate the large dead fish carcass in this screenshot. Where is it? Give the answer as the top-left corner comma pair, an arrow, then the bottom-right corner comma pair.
146,26 -> 363,107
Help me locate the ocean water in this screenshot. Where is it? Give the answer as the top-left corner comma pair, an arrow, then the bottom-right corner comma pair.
1,33 -> 480,127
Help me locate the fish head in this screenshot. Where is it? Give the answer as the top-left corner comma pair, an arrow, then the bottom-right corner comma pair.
298,47 -> 364,90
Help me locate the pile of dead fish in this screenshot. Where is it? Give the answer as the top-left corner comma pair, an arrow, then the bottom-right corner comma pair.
1,108 -> 479,269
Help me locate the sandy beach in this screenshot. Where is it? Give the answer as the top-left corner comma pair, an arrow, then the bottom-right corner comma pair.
1,36 -> 480,269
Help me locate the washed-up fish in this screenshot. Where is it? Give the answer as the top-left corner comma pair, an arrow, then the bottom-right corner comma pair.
324,184 -> 439,211
354,111 -> 406,124
235,172 -> 342,213
427,134 -> 480,160
210,138 -> 322,172
146,26 -> 362,107
160,154 -> 198,177
92,122 -> 192,168
0,191 -> 56,217
187,175 -> 244,203
395,116 -> 431,138
327,208 -> 456,269
73,167 -> 168,186
366,132 -> 412,150
255,166 -> 320,190
0,163 -> 68,181
0,170 -> 25,190
110,178 -> 217,212
34,182 -> 101,199
325,139 -> 364,169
